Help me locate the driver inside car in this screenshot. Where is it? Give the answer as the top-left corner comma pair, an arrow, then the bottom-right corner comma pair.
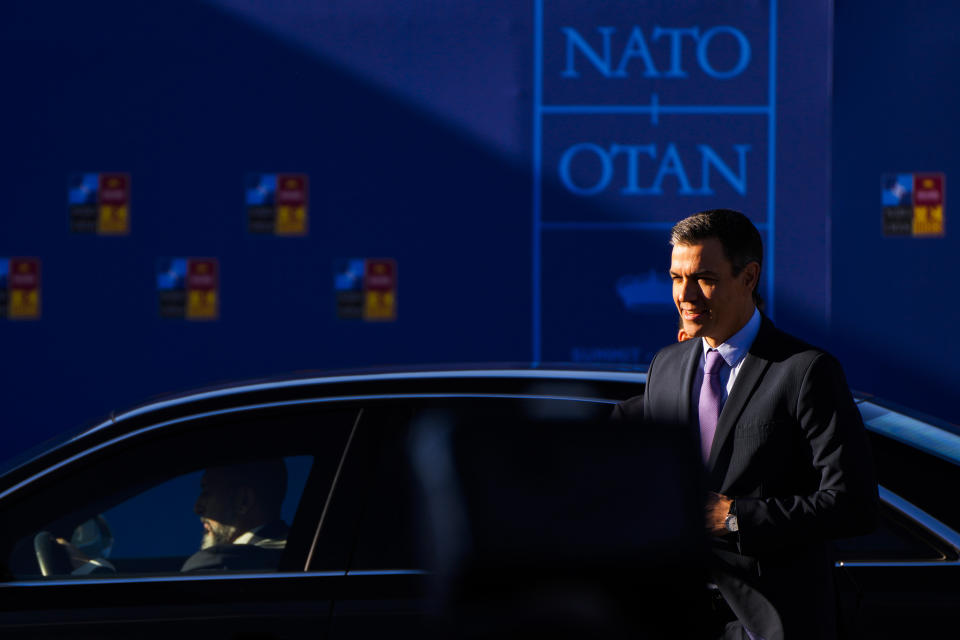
181,459 -> 289,572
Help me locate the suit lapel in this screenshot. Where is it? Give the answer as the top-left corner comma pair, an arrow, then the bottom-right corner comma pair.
676,338 -> 702,425
705,320 -> 774,473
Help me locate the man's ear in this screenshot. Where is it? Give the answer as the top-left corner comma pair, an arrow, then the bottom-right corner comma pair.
740,261 -> 760,292
234,487 -> 255,515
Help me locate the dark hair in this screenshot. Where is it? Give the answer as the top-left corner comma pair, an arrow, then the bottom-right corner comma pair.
222,459 -> 288,512
670,209 -> 763,306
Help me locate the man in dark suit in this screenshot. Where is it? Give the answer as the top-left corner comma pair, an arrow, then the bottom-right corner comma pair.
614,209 -> 877,639
181,459 -> 289,572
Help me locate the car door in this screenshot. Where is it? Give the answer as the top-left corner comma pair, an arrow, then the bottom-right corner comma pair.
833,487 -> 960,639
0,402 -> 361,639
324,394 -> 708,639
319,401 -> 428,639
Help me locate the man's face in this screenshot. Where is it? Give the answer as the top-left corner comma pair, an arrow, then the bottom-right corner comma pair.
194,470 -> 240,549
670,238 -> 757,348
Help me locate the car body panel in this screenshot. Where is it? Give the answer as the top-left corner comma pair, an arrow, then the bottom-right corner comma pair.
0,368 -> 957,639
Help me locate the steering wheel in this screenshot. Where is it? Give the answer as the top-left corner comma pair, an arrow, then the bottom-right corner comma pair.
33,531 -> 73,577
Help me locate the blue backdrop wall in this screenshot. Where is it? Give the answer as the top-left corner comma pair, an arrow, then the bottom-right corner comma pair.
831,0 -> 960,426
9,0 -> 947,460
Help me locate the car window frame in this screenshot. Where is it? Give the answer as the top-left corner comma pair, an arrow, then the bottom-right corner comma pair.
327,395 -> 620,576
836,486 -> 960,567
0,402 -> 361,582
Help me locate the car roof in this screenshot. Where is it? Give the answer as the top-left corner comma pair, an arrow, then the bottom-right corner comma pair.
0,366 -> 648,487
6,364 -> 958,508
94,367 -> 648,430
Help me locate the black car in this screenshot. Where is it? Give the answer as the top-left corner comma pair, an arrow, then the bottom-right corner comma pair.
0,368 -> 957,638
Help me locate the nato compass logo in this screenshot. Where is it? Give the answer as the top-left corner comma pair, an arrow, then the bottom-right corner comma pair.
246,174 -> 277,234
157,258 -> 188,319
616,270 -> 673,311
882,173 -> 916,237
882,174 -> 913,207
334,258 -> 366,320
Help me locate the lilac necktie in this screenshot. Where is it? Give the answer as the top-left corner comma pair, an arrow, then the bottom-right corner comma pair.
699,349 -> 725,461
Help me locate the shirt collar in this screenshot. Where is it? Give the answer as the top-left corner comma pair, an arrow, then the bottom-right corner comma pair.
232,523 -> 266,546
701,307 -> 761,368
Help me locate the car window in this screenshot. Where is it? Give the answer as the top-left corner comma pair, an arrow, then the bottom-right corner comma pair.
348,398 -> 616,572
13,456 -> 312,576
833,505 -> 950,562
4,407 -> 355,579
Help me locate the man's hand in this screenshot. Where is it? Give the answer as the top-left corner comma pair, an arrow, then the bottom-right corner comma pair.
55,537 -> 90,570
705,491 -> 734,536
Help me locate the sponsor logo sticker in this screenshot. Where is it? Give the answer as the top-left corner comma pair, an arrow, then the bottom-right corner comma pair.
883,173 -> 945,237
0,258 -> 41,319
335,258 -> 397,321
158,258 -> 219,320
69,173 -> 130,234
247,173 -> 308,235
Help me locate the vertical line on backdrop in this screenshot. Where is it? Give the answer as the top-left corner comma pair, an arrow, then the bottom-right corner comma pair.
532,0 -> 543,366
767,0 -> 778,320
824,0 -> 834,328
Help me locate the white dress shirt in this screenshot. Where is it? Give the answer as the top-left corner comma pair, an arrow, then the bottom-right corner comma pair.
690,307 -> 762,418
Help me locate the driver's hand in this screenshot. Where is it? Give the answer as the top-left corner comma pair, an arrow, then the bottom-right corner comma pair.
54,537 -> 91,570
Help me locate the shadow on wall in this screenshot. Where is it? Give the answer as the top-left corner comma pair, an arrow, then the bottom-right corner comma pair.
2,0 -> 947,460
2,0 -> 532,455
0,0 -> 668,456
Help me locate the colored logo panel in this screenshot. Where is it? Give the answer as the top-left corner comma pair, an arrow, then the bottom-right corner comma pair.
882,173 -> 945,237
4,258 -> 41,320
275,174 -> 309,236
97,173 -> 130,235
335,258 -> 397,321
247,173 -> 308,236
69,172 -> 130,234
157,258 -> 218,320
186,259 -> 219,320
364,259 -> 397,321
0,259 -> 7,318
913,173 -> 945,237
0,258 -> 10,318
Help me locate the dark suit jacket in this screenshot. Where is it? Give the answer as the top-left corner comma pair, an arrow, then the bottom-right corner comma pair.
614,318 -> 878,640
